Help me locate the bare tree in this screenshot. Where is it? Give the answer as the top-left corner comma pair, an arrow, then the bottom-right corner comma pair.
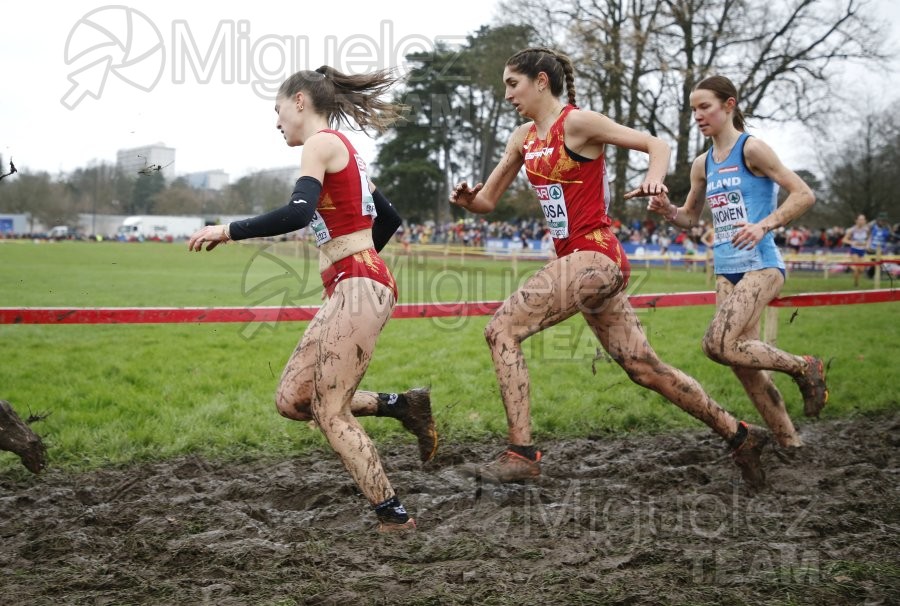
0,156 -> 17,181
570,0 -> 665,204
0,171 -> 77,232
497,0 -> 887,212
821,106 -> 899,223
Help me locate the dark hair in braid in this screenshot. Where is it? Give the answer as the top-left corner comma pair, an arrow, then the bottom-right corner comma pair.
277,66 -> 405,133
694,75 -> 746,131
506,47 -> 577,106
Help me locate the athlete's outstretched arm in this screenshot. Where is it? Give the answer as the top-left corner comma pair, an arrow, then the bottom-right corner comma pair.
647,154 -> 707,229
566,110 -> 670,198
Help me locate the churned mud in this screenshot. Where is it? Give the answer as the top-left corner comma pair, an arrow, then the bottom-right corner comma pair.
1,412 -> 898,605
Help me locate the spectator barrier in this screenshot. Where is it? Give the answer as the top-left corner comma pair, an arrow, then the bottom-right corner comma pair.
3,289 -> 896,346
3,289 -> 896,325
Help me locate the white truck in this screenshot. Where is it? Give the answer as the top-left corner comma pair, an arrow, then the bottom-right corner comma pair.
117,215 -> 205,241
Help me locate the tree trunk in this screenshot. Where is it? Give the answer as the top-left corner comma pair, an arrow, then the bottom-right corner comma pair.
0,400 -> 47,473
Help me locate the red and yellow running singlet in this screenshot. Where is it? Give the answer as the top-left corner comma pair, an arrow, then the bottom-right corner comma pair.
522,105 -> 624,269
308,129 -> 377,246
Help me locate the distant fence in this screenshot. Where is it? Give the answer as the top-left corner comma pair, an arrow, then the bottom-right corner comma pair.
387,244 -> 900,288
3,289 -> 896,346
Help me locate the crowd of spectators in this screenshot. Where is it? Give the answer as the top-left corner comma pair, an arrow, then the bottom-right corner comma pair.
5,215 -> 895,255
396,216 -> 898,255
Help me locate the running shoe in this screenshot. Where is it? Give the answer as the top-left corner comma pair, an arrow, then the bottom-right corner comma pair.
397,388 -> 438,463
796,355 -> 829,418
377,518 -> 417,533
731,421 -> 770,490
468,449 -> 542,483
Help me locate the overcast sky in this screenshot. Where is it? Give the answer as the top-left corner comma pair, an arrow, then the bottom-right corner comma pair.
2,0 -> 898,183
1,0 -> 499,180
752,0 -> 900,174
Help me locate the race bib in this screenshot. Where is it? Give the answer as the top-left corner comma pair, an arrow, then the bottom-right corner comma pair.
534,184 -> 569,238
355,155 -> 377,218
309,211 -> 332,246
708,190 -> 748,245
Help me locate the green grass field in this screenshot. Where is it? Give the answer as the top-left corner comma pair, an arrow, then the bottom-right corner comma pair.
1,240 -> 897,472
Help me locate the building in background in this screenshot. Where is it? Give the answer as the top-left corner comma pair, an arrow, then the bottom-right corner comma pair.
0,213 -> 129,238
117,143 -> 176,181
184,169 -> 229,191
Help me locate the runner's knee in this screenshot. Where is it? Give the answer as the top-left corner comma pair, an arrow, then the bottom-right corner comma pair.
701,326 -> 729,363
275,388 -> 313,421
484,316 -> 518,348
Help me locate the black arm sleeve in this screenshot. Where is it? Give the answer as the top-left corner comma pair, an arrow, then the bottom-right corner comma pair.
228,176 -> 322,241
371,189 -> 402,252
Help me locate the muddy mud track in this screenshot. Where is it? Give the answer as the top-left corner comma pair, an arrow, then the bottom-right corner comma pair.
2,412 -> 898,605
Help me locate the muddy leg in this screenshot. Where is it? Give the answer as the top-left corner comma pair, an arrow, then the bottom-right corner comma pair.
304,279 -> 397,506
585,295 -> 739,441
702,270 -> 803,444
703,270 -> 807,376
0,400 -> 47,473
276,310 -> 392,422
485,252 -> 624,446
276,297 -> 435,462
731,367 -> 802,447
